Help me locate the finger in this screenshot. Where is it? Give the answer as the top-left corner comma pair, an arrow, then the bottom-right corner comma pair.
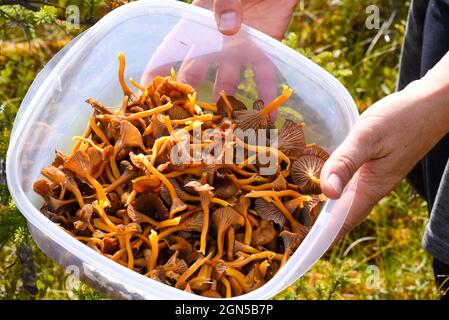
213,58 -> 242,100
252,50 -> 278,120
213,0 -> 243,36
320,128 -> 376,199
177,47 -> 216,91
140,24 -> 192,86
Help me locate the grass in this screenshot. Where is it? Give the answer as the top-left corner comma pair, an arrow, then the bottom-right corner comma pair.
0,0 -> 439,299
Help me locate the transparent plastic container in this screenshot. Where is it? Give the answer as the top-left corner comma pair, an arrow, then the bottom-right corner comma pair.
6,0 -> 359,299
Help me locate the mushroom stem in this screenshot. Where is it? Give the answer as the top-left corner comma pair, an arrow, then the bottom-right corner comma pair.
140,89 -> 148,104
259,260 -> 270,277
199,204 -> 209,255
236,138 -> 291,169
130,78 -> 145,91
188,92 -> 196,116
136,154 -> 187,217
309,175 -> 321,185
196,101 -> 217,112
124,233 -> 134,269
164,167 -> 203,178
89,117 -> 111,145
71,122 -> 92,154
92,201 -> 116,230
219,91 -> 233,118
149,136 -> 170,166
171,114 -> 218,125
86,174 -> 110,208
280,247 -> 292,268
110,148 -> 122,180
225,267 -> 251,292
149,230 -> 159,271
245,190 -> 306,199
259,84 -> 293,117
125,101 -> 173,121
220,277 -> 232,298
118,52 -> 134,96
175,252 -> 212,289
157,225 -> 185,240
271,195 -> 299,229
227,251 -> 276,268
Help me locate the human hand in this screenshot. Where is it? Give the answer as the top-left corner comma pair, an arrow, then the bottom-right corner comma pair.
320,53 -> 449,238
141,0 -> 297,103
193,0 -> 297,40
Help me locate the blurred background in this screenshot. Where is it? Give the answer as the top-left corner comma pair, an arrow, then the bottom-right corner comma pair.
0,0 -> 437,299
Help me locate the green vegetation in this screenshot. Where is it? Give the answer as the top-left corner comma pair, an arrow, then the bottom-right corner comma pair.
0,0 -> 438,299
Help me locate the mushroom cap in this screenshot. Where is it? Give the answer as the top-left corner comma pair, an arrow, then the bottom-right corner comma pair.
303,144 -> 330,160
167,105 -> 190,120
212,207 -> 245,233
132,177 -> 161,194
63,149 -> 91,177
168,235 -> 194,257
151,114 -> 169,138
280,228 -> 309,251
101,237 -> 119,254
291,154 -> 326,194
183,211 -> 204,232
251,220 -> 277,247
278,119 -> 305,157
33,179 -> 51,197
299,194 -> 324,226
126,205 -> 145,224
52,150 -> 69,167
41,166 -> 66,184
252,99 -> 265,111
117,120 -> 145,150
254,198 -> 287,228
271,173 -> 287,191
129,151 -> 147,172
184,180 -> 214,206
214,175 -> 240,199
164,251 -> 188,279
85,98 -> 114,115
86,147 -> 105,175
135,193 -> 169,220
217,95 -> 246,118
160,178 -> 193,205
233,109 -> 274,131
73,204 -> 94,231
119,160 -> 140,176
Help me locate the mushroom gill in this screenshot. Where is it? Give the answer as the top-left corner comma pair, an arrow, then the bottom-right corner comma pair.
278,119 -> 305,158
233,85 -> 292,131
212,207 -> 245,261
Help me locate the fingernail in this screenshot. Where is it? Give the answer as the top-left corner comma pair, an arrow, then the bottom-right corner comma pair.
328,173 -> 343,195
218,12 -> 238,32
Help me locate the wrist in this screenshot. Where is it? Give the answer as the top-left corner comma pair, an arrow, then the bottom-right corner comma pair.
402,76 -> 449,137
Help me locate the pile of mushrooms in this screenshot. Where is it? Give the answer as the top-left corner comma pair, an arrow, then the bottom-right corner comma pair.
33,53 -> 329,298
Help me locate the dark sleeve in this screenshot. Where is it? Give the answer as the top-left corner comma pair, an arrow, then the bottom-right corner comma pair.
423,161 -> 449,265
397,0 -> 429,202
396,0 -> 429,91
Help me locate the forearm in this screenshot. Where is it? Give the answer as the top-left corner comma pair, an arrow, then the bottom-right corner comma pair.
401,51 -> 449,138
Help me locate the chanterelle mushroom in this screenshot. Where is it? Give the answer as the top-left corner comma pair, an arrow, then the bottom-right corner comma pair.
184,180 -> 214,255
233,85 -> 292,131
251,220 -> 277,247
254,198 -> 287,228
278,119 -> 305,158
291,152 -> 328,194
63,149 -> 110,208
212,207 -> 245,261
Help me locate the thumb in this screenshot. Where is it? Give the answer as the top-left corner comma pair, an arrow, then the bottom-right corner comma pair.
213,0 -> 243,36
320,130 -> 375,199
